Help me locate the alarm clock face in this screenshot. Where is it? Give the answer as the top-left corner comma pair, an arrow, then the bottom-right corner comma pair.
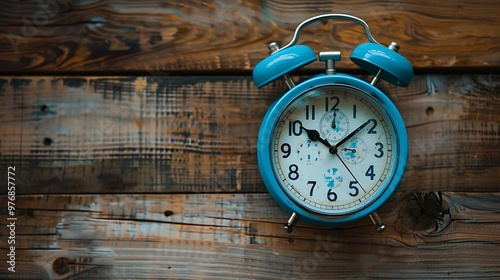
270,83 -> 400,216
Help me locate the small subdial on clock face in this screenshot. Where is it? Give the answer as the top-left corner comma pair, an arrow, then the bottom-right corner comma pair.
340,136 -> 368,165
323,167 -> 343,189
297,139 -> 321,165
319,109 -> 349,142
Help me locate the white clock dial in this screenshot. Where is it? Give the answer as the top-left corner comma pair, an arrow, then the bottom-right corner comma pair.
271,85 -> 397,215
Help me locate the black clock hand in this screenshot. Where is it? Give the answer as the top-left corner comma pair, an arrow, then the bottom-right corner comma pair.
342,148 -> 356,153
331,109 -> 337,129
300,126 -> 332,148
336,154 -> 366,193
334,119 -> 374,148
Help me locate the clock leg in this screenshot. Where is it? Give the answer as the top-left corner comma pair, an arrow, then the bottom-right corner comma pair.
283,212 -> 300,233
369,212 -> 386,232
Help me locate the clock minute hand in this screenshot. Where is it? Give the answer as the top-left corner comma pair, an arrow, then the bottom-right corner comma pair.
300,126 -> 332,148
335,119 -> 374,148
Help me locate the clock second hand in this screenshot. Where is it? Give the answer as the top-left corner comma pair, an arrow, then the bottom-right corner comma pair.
336,154 -> 367,193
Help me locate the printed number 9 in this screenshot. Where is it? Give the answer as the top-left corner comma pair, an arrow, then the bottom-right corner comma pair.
281,143 -> 291,158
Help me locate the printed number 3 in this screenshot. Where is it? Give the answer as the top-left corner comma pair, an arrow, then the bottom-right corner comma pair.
374,142 -> 384,158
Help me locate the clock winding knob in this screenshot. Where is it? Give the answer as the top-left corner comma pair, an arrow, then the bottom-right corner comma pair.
319,51 -> 341,75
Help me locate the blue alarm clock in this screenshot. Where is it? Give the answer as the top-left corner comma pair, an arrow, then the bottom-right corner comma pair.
253,14 -> 413,233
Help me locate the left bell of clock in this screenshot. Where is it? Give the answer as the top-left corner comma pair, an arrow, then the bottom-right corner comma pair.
252,43 -> 316,89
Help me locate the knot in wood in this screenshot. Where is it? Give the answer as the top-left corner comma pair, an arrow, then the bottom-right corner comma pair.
52,257 -> 71,276
396,192 -> 451,235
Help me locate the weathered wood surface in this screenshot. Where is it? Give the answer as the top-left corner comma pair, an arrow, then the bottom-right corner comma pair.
1,73 -> 499,278
0,74 -> 499,194
0,0 -> 499,73
0,192 -> 499,279
1,0 -> 500,279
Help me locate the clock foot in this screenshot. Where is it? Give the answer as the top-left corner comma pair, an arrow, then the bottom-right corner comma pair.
283,212 -> 300,233
369,212 -> 386,232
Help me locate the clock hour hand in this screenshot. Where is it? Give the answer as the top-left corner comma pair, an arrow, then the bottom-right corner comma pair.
334,119 -> 374,148
300,126 -> 332,148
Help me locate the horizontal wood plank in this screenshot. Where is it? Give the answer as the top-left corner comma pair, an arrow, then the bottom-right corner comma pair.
1,74 -> 499,194
0,0 -> 498,73
0,192 -> 499,279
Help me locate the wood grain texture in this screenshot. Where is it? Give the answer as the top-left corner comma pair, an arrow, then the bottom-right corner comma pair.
0,192 -> 499,279
0,0 -> 498,73
1,74 -> 499,194
0,2 -> 499,277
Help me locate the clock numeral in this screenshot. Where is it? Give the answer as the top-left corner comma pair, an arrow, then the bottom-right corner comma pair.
281,143 -> 291,158
305,105 -> 315,120
374,142 -> 384,158
353,104 -> 357,119
349,181 -> 360,197
368,119 -> 377,134
308,181 -> 317,196
365,165 -> 376,180
327,189 -> 337,202
325,96 -> 340,111
288,120 -> 303,136
288,164 -> 299,180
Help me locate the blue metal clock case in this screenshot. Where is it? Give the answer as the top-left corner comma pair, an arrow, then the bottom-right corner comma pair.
257,73 -> 409,227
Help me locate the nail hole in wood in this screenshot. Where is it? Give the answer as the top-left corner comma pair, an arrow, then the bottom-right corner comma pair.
43,137 -> 53,146
426,106 -> 434,115
40,105 -> 49,112
164,210 -> 174,217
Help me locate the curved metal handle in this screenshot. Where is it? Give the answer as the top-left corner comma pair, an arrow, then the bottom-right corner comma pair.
280,13 -> 380,50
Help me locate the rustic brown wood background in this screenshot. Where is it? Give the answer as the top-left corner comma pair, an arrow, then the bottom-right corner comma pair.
0,0 -> 499,279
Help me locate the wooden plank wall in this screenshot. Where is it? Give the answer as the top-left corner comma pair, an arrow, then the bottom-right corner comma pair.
0,0 -> 499,279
